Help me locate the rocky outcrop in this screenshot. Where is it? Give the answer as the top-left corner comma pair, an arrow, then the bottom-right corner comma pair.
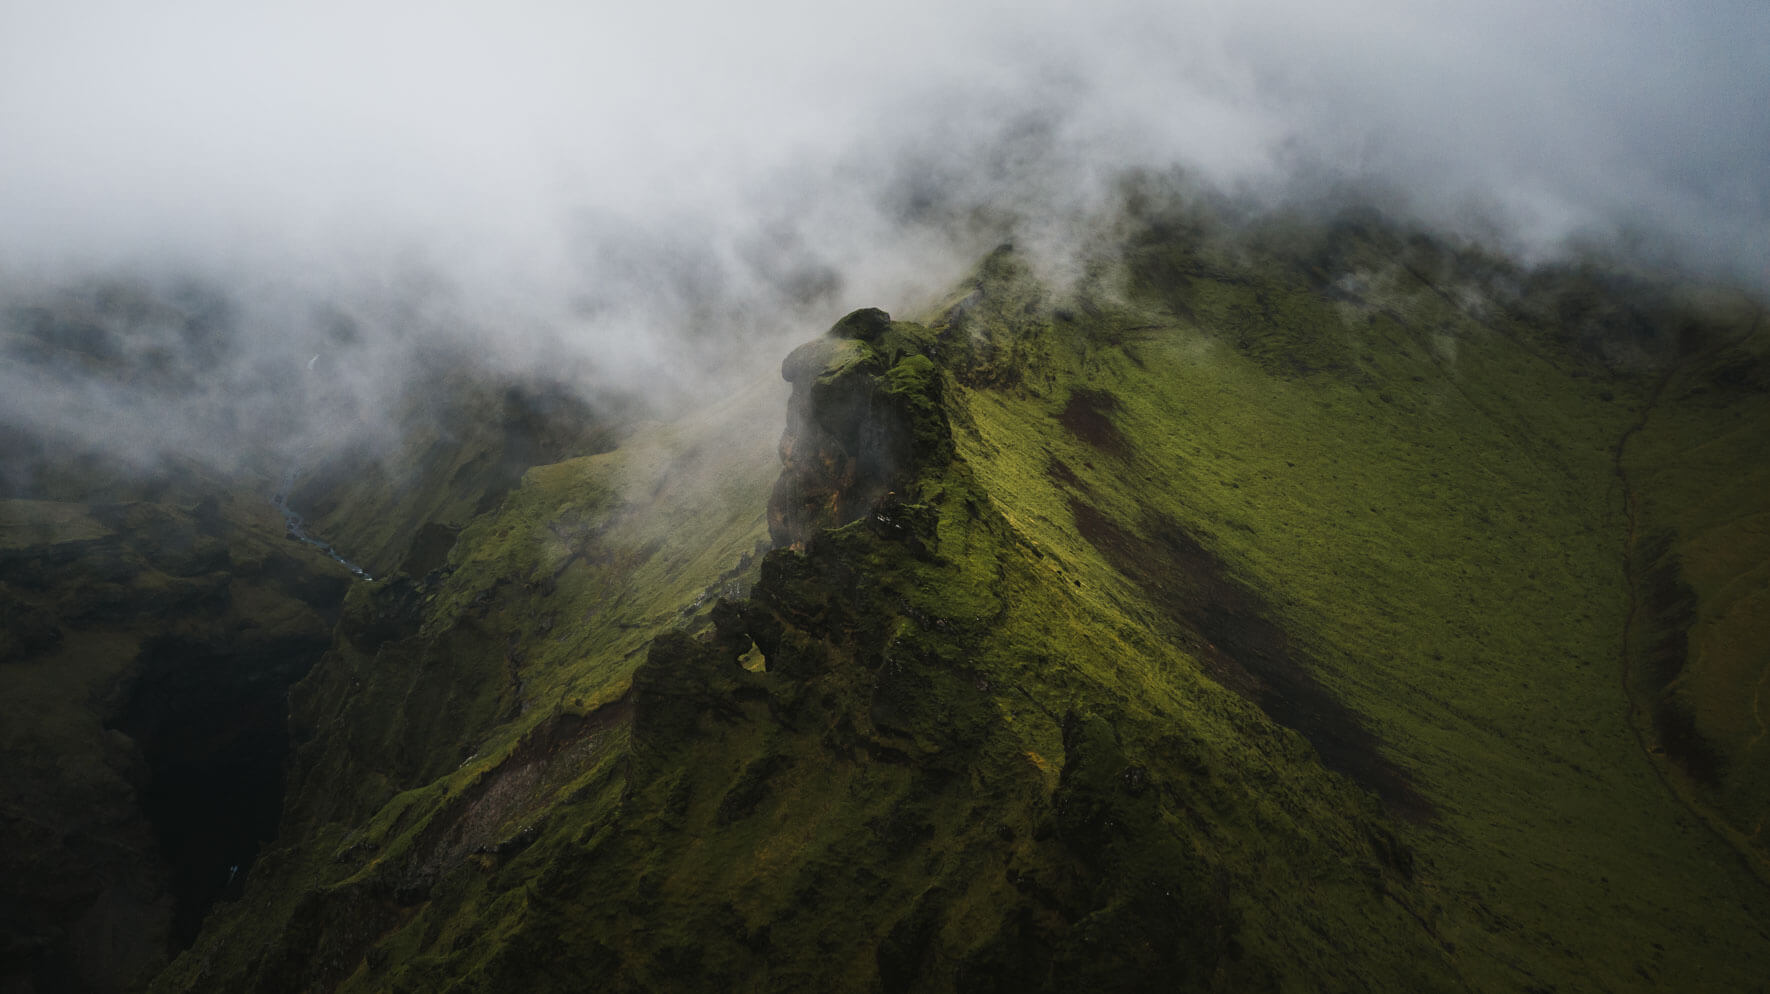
768,309 -> 952,549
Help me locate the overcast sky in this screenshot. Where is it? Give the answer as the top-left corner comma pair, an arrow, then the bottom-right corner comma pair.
4,0 -> 1764,277
1,0 -> 1766,474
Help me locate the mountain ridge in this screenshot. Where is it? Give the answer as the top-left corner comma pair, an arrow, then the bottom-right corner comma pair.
5,200 -> 1769,992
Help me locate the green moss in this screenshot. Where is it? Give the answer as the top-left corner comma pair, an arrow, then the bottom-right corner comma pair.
153,382 -> 780,992
153,208 -> 1770,994
938,222 -> 1770,990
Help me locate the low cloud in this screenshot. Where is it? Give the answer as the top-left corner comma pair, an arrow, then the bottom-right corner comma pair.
2,0 -> 1764,477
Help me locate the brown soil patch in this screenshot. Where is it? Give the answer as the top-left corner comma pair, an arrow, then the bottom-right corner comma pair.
1046,457 -> 1085,490
1059,389 -> 1128,456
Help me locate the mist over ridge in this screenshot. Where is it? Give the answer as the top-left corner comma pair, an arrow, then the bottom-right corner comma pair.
8,7 -> 1770,991
2,0 -> 1766,477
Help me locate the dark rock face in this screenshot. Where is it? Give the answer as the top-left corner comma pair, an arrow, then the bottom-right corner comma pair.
110,631 -> 334,949
768,309 -> 951,549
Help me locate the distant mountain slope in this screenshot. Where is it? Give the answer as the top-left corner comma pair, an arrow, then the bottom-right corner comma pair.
1618,294 -> 1770,877
139,202 -> 1770,992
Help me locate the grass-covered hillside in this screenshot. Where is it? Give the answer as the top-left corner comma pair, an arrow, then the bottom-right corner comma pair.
0,284 -> 644,993
1620,292 -> 1770,877
123,201 -> 1770,991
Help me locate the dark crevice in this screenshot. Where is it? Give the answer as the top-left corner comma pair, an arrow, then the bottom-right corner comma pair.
107,634 -> 331,950
1632,532 -> 1725,787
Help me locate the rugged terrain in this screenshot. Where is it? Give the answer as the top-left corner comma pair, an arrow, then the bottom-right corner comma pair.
5,199 -> 1769,992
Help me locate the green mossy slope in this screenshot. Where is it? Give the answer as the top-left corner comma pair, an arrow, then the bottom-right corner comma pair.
155,202 -> 1770,993
285,367 -> 627,579
162,308 -> 1452,992
152,384 -> 783,992
936,218 -> 1770,990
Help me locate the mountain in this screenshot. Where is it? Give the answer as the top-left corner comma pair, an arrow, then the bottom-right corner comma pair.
4,198 -> 1768,992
